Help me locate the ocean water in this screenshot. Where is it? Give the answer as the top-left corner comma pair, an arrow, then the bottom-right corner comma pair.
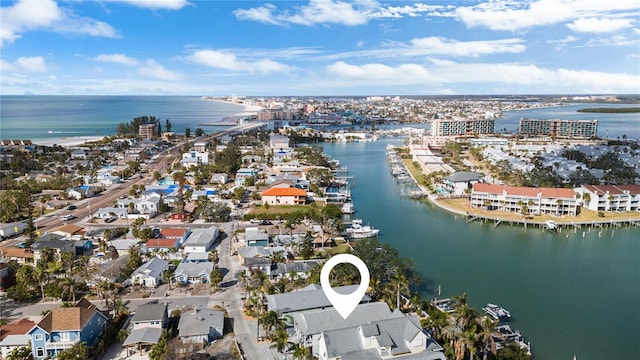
0,95 -> 249,140
324,140 -> 639,360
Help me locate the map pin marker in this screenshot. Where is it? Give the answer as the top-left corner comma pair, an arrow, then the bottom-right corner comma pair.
321,254 -> 370,320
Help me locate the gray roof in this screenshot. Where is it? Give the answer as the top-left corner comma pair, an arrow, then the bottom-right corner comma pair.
0,334 -> 31,347
184,227 -> 218,247
275,260 -> 320,275
132,303 -> 167,323
245,228 -> 269,242
237,246 -> 271,258
31,239 -> 75,252
123,327 -> 163,346
444,171 -> 484,183
266,284 -> 370,313
293,302 -> 395,335
174,262 -> 213,277
177,308 -> 224,337
132,258 -> 169,279
186,252 -> 209,262
322,327 -> 369,359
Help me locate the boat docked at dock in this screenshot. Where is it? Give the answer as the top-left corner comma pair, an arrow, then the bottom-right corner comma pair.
341,202 -> 355,214
344,219 -> 380,239
544,220 -> 558,230
482,303 -> 511,320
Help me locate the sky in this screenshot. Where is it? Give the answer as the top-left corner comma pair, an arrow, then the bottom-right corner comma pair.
1,0 -> 639,96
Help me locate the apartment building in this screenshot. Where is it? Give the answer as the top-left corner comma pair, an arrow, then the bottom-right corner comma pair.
518,118 -> 598,139
430,118 -> 495,137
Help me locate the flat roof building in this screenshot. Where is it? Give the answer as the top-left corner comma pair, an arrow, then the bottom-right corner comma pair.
518,118 -> 597,139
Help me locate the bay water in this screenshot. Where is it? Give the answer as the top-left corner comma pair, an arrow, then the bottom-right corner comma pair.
323,139 -> 640,360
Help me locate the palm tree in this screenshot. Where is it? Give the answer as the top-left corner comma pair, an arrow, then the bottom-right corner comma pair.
260,310 -> 283,337
389,269 -> 409,311
270,328 -> 289,354
475,316 -> 504,360
292,343 -> 310,360
583,192 -> 591,208
7,346 -> 32,360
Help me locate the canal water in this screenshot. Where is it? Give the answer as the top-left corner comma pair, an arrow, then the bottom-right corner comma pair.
323,139 -> 640,360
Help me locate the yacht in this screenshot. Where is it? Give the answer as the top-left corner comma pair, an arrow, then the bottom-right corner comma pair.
345,219 -> 380,239
341,202 -> 355,214
544,220 -> 558,230
482,303 -> 511,320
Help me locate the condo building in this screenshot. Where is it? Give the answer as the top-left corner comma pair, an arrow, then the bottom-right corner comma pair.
518,118 -> 598,139
430,118 -> 495,137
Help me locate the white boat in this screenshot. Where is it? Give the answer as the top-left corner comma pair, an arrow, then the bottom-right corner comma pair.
483,303 -> 511,320
544,220 -> 558,230
341,202 -> 355,214
345,219 -> 379,239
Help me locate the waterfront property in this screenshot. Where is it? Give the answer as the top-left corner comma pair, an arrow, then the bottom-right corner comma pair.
578,184 -> 640,212
442,171 -> 484,195
470,183 -> 578,216
261,186 -> 307,205
518,118 -> 598,139
430,118 -> 495,137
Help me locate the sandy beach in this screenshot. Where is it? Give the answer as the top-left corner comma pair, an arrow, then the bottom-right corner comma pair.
203,98 -> 264,115
33,136 -> 105,147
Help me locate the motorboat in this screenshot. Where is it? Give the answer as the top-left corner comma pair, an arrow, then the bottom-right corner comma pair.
345,219 -> 379,239
544,220 -> 558,230
483,303 -> 511,320
341,202 -> 355,214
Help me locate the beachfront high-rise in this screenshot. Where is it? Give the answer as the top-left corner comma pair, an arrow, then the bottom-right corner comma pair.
138,123 -> 156,140
430,118 -> 495,137
518,118 -> 598,139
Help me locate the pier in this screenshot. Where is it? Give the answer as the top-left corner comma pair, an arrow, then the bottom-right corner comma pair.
464,213 -> 640,231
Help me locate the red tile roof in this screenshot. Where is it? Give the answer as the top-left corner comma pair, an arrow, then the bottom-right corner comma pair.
159,228 -> 188,238
0,319 -> 36,340
584,184 -> 640,195
145,238 -> 178,248
261,187 -> 307,197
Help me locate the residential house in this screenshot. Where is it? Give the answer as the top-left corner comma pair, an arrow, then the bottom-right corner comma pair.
29,298 -> 109,359
181,150 -> 209,168
317,314 -> 446,360
174,262 -> 213,284
182,227 -> 218,254
131,303 -> 168,330
143,238 -> 181,259
130,258 -> 169,288
261,187 -> 307,206
210,173 -> 228,184
270,134 -> 291,151
442,171 -> 484,195
245,227 -> 270,247
93,207 -> 128,220
235,167 -> 258,187
185,252 -> 210,263
31,235 -> 76,262
51,224 -> 84,239
70,149 -> 89,160
66,186 -> 94,200
177,307 -> 224,346
116,193 -> 160,217
158,227 -> 192,245
470,183 -> 578,216
0,318 -> 36,358
290,302 -> 398,356
266,284 -> 370,314
0,248 -> 34,265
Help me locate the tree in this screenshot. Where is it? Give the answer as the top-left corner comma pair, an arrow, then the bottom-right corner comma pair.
56,342 -> 89,360
184,127 -> 191,138
260,310 -> 283,338
165,118 -> 172,133
270,328 -> 289,353
7,346 -> 32,360
292,343 -> 310,360
149,329 -> 171,360
195,127 -> 204,137
210,268 -> 223,290
475,316 -> 503,360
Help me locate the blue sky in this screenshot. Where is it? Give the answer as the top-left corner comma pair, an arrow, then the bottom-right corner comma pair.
1,0 -> 639,96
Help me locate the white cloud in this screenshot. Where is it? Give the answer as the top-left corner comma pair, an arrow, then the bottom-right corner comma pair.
0,0 -> 117,47
325,60 -> 640,93
583,35 -> 638,47
547,35 -> 578,44
93,54 -> 139,66
189,49 -> 293,73
234,0 -> 378,26
455,0 -> 640,32
408,37 -> 525,57
137,60 -> 183,81
104,0 -> 191,10
0,56 -> 48,73
567,17 -> 635,33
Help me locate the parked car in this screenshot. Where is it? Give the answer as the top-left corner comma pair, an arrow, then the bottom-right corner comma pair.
67,205 -> 77,210
62,214 -> 75,221
104,216 -> 116,223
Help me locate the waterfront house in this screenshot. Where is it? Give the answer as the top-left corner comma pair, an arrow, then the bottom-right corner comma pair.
261,187 -> 307,206
173,262 -> 213,284
317,314 -> 446,360
442,171 -> 484,195
28,298 -> 109,359
130,258 -> 169,288
470,183 -> 578,216
177,307 -> 224,347
266,284 -> 370,314
182,227 -> 218,254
